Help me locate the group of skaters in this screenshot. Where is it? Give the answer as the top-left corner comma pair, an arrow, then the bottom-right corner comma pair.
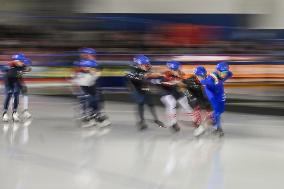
1,48 -> 232,137
126,55 -> 232,137
0,48 -> 110,128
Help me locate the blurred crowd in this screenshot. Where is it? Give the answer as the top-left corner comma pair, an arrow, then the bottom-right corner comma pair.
0,15 -> 284,58
0,14 -> 283,89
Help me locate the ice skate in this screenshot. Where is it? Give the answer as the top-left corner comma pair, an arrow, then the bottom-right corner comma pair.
212,127 -> 224,137
138,121 -> 148,131
12,112 -> 20,122
79,114 -> 97,128
80,119 -> 96,128
99,119 -> 111,128
194,124 -> 206,137
171,123 -> 180,132
93,113 -> 111,128
154,120 -> 166,128
79,115 -> 91,122
2,113 -> 9,122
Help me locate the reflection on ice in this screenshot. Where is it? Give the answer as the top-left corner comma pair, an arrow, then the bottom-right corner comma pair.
1,119 -> 32,146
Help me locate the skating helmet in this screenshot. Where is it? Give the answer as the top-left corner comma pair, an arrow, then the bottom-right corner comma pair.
12,53 -> 26,61
23,58 -> 32,66
167,61 -> 181,71
79,48 -> 96,55
79,60 -> 98,68
216,62 -> 229,72
194,66 -> 207,77
133,55 -> 150,65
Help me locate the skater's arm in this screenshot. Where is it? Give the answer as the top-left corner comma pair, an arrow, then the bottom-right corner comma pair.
145,72 -> 163,79
23,66 -> 32,72
201,77 -> 215,91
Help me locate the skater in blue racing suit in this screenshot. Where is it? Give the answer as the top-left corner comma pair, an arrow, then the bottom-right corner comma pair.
200,62 -> 233,136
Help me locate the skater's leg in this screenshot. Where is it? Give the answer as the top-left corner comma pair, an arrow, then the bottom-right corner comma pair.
3,92 -> 12,113
21,85 -> 29,111
138,102 -> 145,122
88,95 -> 99,114
145,94 -> 164,127
148,105 -> 157,120
211,103 -> 224,136
177,96 -> 192,112
13,91 -> 20,112
161,95 -> 179,131
79,94 -> 89,117
132,90 -> 146,122
21,85 -> 32,119
81,86 -> 98,115
96,89 -> 105,111
192,106 -> 202,127
130,90 -> 147,130
12,83 -> 21,121
2,91 -> 11,122
3,80 -> 14,113
145,94 -> 158,120
2,80 -> 13,121
177,96 -> 194,119
212,101 -> 225,129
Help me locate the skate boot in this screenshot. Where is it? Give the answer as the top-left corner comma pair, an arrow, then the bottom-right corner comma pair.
154,120 -> 166,128
94,113 -> 111,128
193,124 -> 206,137
12,112 -> 20,122
81,120 -> 96,128
138,120 -> 148,131
80,115 -> 96,128
22,110 -> 32,119
81,115 -> 91,122
79,113 -> 96,128
2,112 -> 9,122
171,123 -> 180,132
212,127 -> 224,137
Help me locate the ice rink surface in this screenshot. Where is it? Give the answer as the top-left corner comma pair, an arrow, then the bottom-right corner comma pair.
1,96 -> 284,189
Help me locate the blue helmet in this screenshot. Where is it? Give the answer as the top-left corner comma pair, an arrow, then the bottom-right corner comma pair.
23,58 -> 32,66
78,60 -> 98,68
194,66 -> 207,77
133,55 -> 150,65
216,62 -> 229,72
79,48 -> 96,55
12,53 -> 26,61
167,61 -> 181,71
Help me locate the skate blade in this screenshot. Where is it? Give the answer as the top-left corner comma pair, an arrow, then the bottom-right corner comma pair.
155,123 -> 167,128
81,120 -> 97,128
99,120 -> 111,128
148,119 -> 167,128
